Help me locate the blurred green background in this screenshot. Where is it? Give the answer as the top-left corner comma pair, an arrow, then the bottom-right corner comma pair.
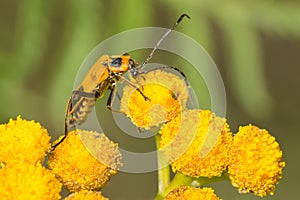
1,0 -> 299,199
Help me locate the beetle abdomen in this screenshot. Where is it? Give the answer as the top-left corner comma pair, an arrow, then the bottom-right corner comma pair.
66,94 -> 97,128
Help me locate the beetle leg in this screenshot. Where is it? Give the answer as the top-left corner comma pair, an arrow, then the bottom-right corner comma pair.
108,85 -> 121,101
50,97 -> 73,151
51,134 -> 66,151
116,74 -> 150,101
145,65 -> 194,105
106,83 -> 124,113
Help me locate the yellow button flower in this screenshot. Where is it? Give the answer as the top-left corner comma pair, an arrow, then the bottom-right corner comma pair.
64,190 -> 108,200
120,70 -> 189,129
0,163 -> 61,200
0,116 -> 50,165
160,109 -> 232,178
164,186 -> 221,200
48,130 -> 122,192
228,125 -> 285,197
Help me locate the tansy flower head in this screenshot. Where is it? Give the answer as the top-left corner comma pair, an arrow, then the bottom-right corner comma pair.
228,124 -> 285,197
160,109 -> 232,178
164,186 -> 221,200
48,130 -> 122,192
0,116 -> 50,165
0,163 -> 61,200
64,190 -> 108,200
120,70 -> 189,129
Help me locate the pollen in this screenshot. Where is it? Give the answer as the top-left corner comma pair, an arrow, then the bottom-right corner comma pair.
164,186 -> 221,200
160,109 -> 232,178
48,130 -> 122,192
120,70 -> 188,129
0,163 -> 61,200
228,124 -> 285,197
0,116 -> 50,165
64,190 -> 108,200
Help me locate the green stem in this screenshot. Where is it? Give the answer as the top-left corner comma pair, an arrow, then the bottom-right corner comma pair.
192,174 -> 228,187
154,172 -> 228,200
155,134 -> 170,193
154,173 -> 194,200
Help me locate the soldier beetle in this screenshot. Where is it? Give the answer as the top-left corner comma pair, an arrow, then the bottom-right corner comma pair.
52,14 -> 190,149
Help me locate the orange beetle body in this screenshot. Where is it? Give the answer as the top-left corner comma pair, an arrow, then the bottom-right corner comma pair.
65,53 -> 141,130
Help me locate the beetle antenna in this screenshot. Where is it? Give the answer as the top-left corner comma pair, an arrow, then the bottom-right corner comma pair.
139,14 -> 190,69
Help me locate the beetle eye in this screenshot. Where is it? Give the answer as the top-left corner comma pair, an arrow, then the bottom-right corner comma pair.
132,71 -> 138,76
110,58 -> 122,67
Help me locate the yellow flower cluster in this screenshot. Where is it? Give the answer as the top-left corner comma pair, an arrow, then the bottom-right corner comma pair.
49,129 -> 122,192
121,70 -> 188,129
0,163 -> 62,200
164,186 -> 221,200
0,116 -> 61,199
228,125 -> 285,196
0,116 -> 50,165
160,109 -> 232,178
64,190 -> 108,200
122,68 -> 285,197
0,116 -> 123,199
